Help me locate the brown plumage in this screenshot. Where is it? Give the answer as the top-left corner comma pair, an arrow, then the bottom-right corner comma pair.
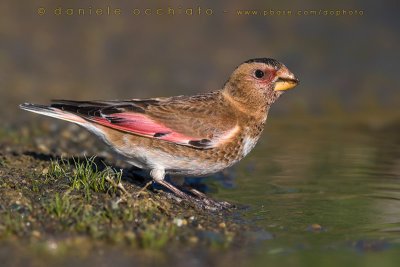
20,58 -> 298,209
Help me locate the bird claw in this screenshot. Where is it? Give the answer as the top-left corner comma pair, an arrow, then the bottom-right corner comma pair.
175,194 -> 229,211
157,180 -> 232,210
182,185 -> 233,210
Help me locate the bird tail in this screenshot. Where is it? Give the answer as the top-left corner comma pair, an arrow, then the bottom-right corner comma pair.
19,103 -> 87,125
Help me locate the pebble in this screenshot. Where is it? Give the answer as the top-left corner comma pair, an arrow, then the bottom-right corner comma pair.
311,224 -> 322,230
32,230 -> 41,238
173,218 -> 187,227
124,231 -> 136,241
47,241 -> 58,251
38,144 -> 50,154
110,200 -> 119,210
61,130 -> 72,139
189,236 -> 199,243
307,223 -> 326,232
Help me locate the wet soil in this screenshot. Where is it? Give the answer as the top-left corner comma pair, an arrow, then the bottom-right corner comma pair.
0,121 -> 256,266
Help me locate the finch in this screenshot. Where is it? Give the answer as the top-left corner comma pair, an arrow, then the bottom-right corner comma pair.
20,58 -> 298,209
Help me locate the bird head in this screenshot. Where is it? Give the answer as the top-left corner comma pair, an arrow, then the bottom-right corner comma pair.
223,58 -> 299,109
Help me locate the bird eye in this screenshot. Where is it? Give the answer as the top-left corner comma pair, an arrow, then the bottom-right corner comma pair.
254,69 -> 265,79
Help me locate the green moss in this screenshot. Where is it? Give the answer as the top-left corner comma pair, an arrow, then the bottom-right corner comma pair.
2,212 -> 24,237
140,219 -> 177,250
43,192 -> 82,219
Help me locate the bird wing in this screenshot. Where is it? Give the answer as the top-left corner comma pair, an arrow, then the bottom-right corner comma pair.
51,94 -> 239,149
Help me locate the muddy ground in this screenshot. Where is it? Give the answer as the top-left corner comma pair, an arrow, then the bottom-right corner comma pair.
0,121 -> 258,266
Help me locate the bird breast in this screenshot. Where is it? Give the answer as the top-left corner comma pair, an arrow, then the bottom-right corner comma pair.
241,135 -> 259,157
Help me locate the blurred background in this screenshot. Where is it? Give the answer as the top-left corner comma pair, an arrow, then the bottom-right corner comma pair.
0,0 -> 399,124
1,1 -> 400,265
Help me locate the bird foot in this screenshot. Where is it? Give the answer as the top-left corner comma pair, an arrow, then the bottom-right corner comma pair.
157,180 -> 232,210
182,185 -> 233,209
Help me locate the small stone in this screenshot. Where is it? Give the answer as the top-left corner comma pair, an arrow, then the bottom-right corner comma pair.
124,231 -> 136,242
311,224 -> 322,230
10,203 -> 21,211
110,200 -> 119,210
173,218 -> 184,227
38,144 -> 50,154
307,223 -> 326,232
189,236 -> 199,243
61,130 -> 72,139
219,222 -> 226,228
47,241 -> 58,251
32,230 -> 41,238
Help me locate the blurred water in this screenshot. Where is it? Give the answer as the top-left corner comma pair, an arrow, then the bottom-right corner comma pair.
211,116 -> 400,266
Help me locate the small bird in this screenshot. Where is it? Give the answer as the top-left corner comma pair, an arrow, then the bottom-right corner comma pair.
20,58 -> 298,209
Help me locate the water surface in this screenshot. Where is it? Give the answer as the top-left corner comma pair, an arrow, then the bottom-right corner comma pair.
211,115 -> 400,266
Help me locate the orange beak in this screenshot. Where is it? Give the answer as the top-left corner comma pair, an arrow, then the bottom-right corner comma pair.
274,66 -> 299,91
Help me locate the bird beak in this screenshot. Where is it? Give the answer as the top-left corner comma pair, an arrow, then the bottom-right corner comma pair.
274,66 -> 299,91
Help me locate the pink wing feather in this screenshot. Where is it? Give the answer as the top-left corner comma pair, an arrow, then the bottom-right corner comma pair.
90,113 -> 204,146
